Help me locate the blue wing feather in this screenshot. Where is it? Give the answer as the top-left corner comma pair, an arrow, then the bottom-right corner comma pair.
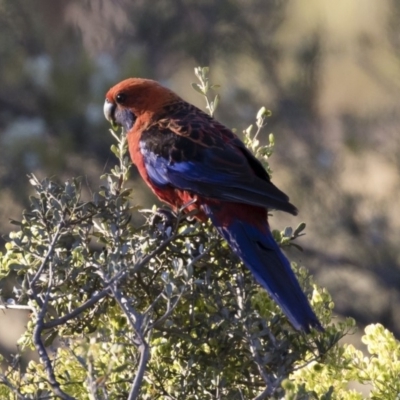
140,139 -> 297,214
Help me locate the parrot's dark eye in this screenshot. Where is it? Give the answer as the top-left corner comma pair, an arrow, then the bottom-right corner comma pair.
116,93 -> 127,104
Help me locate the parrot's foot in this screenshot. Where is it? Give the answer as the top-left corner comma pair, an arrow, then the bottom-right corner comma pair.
151,208 -> 178,233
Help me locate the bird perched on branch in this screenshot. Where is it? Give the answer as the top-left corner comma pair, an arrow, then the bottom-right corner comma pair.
104,78 -> 322,332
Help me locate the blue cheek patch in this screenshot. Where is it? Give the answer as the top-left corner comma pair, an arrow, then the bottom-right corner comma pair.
115,108 -> 136,131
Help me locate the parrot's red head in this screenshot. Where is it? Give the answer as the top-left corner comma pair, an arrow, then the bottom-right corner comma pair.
104,78 -> 180,131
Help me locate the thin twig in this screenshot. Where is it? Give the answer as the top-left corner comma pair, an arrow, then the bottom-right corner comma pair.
147,243 -> 214,332
44,289 -> 108,329
110,287 -> 141,337
30,223 -> 63,288
111,286 -> 150,400
235,275 -> 278,397
147,289 -> 185,331
244,314 -> 275,391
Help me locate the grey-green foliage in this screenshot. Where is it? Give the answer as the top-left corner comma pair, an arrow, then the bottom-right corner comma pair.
1,68 -> 393,400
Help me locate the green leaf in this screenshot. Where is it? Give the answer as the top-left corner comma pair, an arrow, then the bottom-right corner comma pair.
111,144 -> 119,157
294,222 -> 307,236
191,82 -> 204,95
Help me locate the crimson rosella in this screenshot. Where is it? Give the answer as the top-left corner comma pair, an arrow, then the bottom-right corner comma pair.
104,78 -> 322,332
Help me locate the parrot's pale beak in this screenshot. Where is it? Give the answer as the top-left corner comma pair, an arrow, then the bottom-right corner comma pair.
103,99 -> 118,131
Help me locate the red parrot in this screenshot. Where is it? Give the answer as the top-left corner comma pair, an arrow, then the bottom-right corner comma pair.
104,78 -> 322,332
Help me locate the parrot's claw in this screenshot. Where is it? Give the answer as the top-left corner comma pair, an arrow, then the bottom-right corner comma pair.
151,208 -> 178,231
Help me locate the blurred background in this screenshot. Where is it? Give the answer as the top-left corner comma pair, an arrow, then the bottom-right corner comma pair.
1,0 -> 400,362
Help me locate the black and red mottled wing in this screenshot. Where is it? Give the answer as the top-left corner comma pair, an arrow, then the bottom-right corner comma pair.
139,101 -> 298,215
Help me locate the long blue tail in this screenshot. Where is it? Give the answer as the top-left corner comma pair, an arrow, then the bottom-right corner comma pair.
204,204 -> 322,332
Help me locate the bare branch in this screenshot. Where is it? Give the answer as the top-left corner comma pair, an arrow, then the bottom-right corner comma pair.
111,286 -> 150,400
127,342 -> 150,400
33,313 -> 75,399
27,213 -> 75,400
